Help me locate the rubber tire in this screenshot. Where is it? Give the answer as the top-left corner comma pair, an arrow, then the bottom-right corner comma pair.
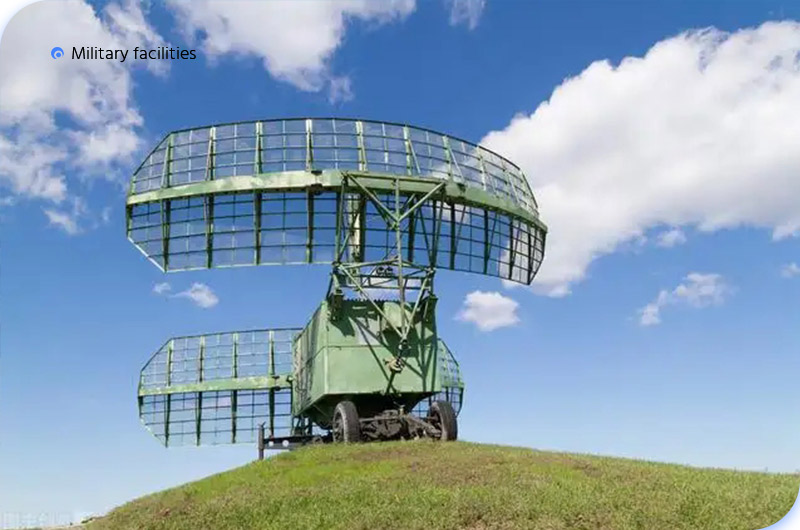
333,400 -> 361,443
430,401 -> 458,441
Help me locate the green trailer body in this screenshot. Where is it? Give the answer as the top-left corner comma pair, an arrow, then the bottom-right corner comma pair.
293,298 -> 451,426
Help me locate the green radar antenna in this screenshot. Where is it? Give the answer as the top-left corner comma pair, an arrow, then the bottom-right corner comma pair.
127,118 -> 546,452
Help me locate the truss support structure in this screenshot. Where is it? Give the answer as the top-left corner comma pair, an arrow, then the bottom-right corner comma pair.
327,173 -> 446,372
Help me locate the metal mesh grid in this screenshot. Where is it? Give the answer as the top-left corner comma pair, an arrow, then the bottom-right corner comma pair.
140,389 -> 294,446
139,329 -> 299,446
413,340 -> 464,418
131,118 -> 538,215
128,191 -> 545,283
140,329 -> 298,390
139,331 -> 464,446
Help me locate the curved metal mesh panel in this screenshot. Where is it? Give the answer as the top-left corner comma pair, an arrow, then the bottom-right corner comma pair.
126,119 -> 546,285
128,190 -> 544,283
138,329 -> 299,446
412,339 -> 464,418
130,118 -> 538,215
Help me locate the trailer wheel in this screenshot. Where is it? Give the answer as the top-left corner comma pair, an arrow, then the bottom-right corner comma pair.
332,400 -> 361,443
429,401 -> 457,441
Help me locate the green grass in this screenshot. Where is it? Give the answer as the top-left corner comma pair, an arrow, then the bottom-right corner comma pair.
88,441 -> 797,530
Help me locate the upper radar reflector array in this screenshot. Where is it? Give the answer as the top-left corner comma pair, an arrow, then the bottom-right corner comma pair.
127,118 -> 546,284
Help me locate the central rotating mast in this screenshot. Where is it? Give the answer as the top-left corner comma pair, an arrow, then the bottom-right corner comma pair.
328,173 -> 446,372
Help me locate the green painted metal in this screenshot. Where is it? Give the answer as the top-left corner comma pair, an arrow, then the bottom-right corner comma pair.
292,298 -> 447,427
137,323 -> 463,446
126,118 -> 547,286
129,117 -> 544,448
129,118 -> 539,212
138,375 -> 292,397
138,329 -> 298,446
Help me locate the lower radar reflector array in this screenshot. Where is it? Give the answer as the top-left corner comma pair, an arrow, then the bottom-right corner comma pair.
128,118 -> 545,451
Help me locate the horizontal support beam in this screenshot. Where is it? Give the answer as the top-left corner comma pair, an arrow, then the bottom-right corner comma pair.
126,169 -> 545,229
139,375 -> 291,397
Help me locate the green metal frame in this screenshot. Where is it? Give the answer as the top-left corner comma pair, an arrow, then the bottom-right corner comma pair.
129,118 -> 546,448
129,118 -> 540,213
137,327 -> 463,446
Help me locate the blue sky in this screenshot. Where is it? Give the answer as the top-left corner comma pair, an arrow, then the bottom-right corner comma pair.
0,0 -> 799,525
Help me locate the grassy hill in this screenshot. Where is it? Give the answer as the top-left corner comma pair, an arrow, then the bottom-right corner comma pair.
86,441 -> 797,530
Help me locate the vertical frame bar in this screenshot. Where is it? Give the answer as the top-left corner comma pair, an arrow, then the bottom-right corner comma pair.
407,206 -> 415,263
306,191 -> 314,263
258,422 -> 265,460
255,121 -> 263,174
268,330 -> 275,378
254,192 -> 262,265
165,339 -> 173,446
306,118 -> 313,172
442,135 -> 453,181
483,210 -> 490,275
356,120 -> 366,172
508,218 -> 516,280
232,332 -> 239,379
206,127 -> 216,182
476,146 -> 489,192
161,199 -> 171,271
403,125 -> 412,176
196,336 -> 204,446
161,133 -> 173,190
232,390 -> 238,444
205,195 -> 214,269
449,203 -> 456,270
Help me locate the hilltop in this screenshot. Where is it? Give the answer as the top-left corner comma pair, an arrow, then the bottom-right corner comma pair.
86,441 -> 797,530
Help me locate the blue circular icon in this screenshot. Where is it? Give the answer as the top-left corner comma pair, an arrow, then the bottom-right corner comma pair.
51,47 -> 64,59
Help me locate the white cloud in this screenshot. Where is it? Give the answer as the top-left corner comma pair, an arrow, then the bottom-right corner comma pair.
0,134 -> 67,202
328,76 -> 354,104
152,282 -> 172,295
41,196 -> 111,234
446,0 -> 485,30
174,282 -> 219,309
781,262 -> 800,279
153,281 -> 217,308
166,0 -> 415,98
44,209 -> 80,235
656,228 -> 687,248
638,273 -> 731,326
481,21 -> 800,296
43,196 -> 88,235
0,0 -> 165,207
639,298 -> 664,326
456,290 -> 520,331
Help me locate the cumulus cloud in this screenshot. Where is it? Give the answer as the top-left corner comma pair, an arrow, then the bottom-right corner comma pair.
166,0 -> 415,100
41,195 -> 112,234
43,197 -> 89,235
445,0 -> 485,30
781,262 -> 800,279
328,76 -> 354,104
456,290 -> 520,331
656,228 -> 688,248
0,0 -> 165,211
44,209 -> 80,235
174,282 -> 219,309
481,21 -> 800,296
638,273 -> 732,326
152,282 -> 172,295
153,281 -> 217,308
